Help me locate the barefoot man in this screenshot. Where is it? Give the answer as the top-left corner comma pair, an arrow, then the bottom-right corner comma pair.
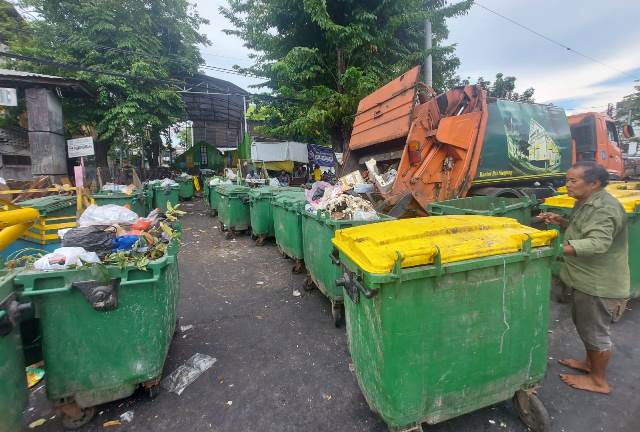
539,161 -> 630,394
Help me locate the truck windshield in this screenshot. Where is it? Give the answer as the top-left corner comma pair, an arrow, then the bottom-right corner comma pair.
570,116 -> 597,160
606,121 -> 620,146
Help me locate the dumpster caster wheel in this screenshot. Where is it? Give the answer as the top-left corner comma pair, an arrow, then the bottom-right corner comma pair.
219,222 -> 226,232
61,406 -> 96,430
212,210 -> 218,217
513,390 -> 551,432
292,260 -> 305,274
225,230 -> 234,240
331,302 -> 344,328
303,275 -> 315,291
256,236 -> 266,246
146,383 -> 161,399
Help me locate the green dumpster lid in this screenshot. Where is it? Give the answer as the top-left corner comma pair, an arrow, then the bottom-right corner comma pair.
218,185 -> 250,196
427,196 -> 535,215
17,195 -> 76,215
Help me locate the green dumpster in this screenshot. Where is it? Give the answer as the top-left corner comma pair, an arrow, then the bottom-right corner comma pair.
0,271 -> 29,432
248,187 -> 302,245
92,191 -> 146,216
427,195 -> 537,225
153,183 -> 180,212
15,242 -> 180,429
143,184 -> 155,214
17,195 -> 77,218
333,216 -> 559,432
177,176 -> 195,200
217,185 -> 251,238
301,210 -> 394,326
540,189 -> 640,297
272,192 -> 307,272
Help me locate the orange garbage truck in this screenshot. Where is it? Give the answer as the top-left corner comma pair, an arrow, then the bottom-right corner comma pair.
343,66 -> 623,216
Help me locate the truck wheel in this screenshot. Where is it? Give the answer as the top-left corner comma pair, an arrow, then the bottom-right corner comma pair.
512,390 -> 551,432
61,406 -> 96,430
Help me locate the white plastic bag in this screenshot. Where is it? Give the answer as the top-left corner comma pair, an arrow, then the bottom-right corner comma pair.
33,247 -> 101,271
269,178 -> 281,187
162,353 -> 217,395
352,209 -> 379,221
79,204 -> 138,227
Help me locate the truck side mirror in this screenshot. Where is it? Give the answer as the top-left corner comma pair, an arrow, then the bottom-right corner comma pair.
623,124 -> 635,138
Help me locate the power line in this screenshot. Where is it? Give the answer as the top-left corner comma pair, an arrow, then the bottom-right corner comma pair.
474,2 -> 640,82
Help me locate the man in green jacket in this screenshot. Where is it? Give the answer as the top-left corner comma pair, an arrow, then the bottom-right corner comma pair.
540,161 -> 629,394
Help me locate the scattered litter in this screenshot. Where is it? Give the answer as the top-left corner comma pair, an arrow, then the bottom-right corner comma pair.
256,281 -> 264,285
180,325 -> 194,333
26,366 -> 45,388
99,411 -> 104,416
548,330 -> 553,333
321,393 -> 332,401
256,315 -> 264,320
226,400 -> 233,406
120,411 -> 134,423
348,363 -> 355,372
292,290 -> 301,297
103,420 -> 122,427
500,421 -> 507,428
79,204 -> 138,227
489,419 -> 496,425
28,418 -> 46,428
162,353 -> 217,395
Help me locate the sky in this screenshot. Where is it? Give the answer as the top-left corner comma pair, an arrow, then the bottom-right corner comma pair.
195,0 -> 640,114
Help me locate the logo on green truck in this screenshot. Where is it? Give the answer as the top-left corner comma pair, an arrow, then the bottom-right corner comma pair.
476,100 -> 572,183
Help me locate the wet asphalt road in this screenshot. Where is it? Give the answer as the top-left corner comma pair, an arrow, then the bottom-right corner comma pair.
24,199 -> 639,432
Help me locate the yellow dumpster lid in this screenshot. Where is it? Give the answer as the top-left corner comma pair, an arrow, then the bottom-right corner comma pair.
543,190 -> 640,213
332,215 -> 557,274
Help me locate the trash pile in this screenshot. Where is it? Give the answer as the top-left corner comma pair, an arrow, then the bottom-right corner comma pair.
148,178 -> 178,189
101,183 -> 137,195
10,203 -> 184,271
304,181 -> 378,221
337,158 -> 397,195
209,178 -> 233,187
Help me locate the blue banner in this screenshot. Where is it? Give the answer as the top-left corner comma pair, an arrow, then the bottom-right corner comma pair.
307,144 -> 334,167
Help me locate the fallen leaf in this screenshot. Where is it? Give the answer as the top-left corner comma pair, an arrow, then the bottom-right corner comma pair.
321,393 -> 332,401
103,420 -> 122,427
256,315 -> 264,320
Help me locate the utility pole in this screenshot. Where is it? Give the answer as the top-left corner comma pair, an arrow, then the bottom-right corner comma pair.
424,19 -> 433,87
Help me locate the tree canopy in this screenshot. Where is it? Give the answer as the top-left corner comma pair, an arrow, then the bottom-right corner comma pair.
8,0 -> 209,168
221,0 -> 473,150
458,73 -> 535,102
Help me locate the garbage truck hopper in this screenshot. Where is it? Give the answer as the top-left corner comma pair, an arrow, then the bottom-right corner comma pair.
344,66 -> 573,216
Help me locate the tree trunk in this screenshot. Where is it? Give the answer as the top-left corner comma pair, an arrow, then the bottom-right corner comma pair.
94,139 -> 110,169
330,125 -> 345,153
148,131 -> 161,169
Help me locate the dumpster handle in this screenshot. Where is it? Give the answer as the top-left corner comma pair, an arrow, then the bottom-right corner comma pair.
120,267 -> 162,286
329,250 -> 340,265
21,283 -> 73,296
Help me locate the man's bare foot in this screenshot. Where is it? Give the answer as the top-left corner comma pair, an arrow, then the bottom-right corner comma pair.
558,358 -> 591,372
559,373 -> 610,394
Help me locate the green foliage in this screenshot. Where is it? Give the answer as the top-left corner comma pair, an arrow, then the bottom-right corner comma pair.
9,0 -> 209,166
459,73 -> 536,102
615,86 -> 640,125
220,0 -> 472,149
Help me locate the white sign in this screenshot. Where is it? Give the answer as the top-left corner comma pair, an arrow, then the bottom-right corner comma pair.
67,137 -> 95,158
0,88 -> 17,107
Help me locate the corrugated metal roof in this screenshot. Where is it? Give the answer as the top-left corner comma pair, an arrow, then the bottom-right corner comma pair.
0,68 -> 82,81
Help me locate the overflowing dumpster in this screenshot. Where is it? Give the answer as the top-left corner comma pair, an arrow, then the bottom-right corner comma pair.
301,210 -> 393,326
0,271 -> 29,432
427,195 -> 537,225
14,240 -> 181,429
92,191 -> 146,216
332,216 -> 558,432
153,183 -> 180,212
541,189 -> 640,297
217,185 -> 251,238
272,192 -> 307,272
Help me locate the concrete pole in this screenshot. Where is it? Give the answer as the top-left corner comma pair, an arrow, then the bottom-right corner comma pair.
424,19 -> 433,87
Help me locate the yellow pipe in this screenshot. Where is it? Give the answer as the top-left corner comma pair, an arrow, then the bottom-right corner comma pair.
0,208 -> 40,251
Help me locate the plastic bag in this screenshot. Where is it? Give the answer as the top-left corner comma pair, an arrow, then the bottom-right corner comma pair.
33,247 -> 101,270
162,353 -> 217,395
269,178 -> 281,187
352,209 -> 379,221
79,204 -> 138,227
62,226 -> 115,257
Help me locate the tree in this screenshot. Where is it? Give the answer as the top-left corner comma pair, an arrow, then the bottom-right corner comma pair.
9,0 -> 209,168
459,73 -> 535,102
220,0 -> 473,151
615,86 -> 640,125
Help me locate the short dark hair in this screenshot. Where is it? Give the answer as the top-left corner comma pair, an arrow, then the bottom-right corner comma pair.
571,161 -> 609,187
